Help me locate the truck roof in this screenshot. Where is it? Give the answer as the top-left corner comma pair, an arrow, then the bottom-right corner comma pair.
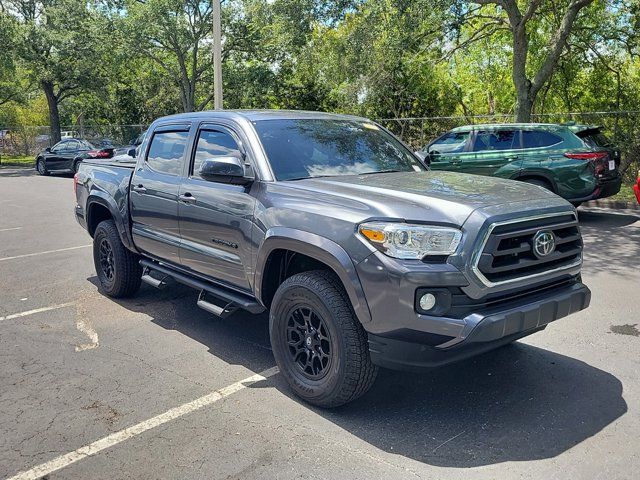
155,109 -> 368,123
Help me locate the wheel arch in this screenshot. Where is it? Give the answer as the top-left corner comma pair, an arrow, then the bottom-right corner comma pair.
510,171 -> 558,192
255,228 -> 372,324
86,194 -> 135,251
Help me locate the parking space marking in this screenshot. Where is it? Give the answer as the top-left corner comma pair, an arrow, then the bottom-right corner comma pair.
0,227 -> 22,232
0,244 -> 91,262
0,302 -> 75,321
6,366 -> 279,480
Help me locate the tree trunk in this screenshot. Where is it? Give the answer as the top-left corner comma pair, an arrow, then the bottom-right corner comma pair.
42,80 -> 61,145
514,87 -> 534,122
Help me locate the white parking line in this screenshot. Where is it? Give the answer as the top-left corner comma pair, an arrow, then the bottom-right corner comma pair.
6,366 -> 280,480
0,244 -> 91,262
0,302 -> 75,321
0,227 -> 22,232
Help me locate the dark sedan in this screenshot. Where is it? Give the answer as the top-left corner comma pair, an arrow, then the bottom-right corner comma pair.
35,139 -> 115,176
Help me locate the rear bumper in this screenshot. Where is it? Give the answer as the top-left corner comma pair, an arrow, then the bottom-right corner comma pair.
568,175 -> 622,203
368,282 -> 590,371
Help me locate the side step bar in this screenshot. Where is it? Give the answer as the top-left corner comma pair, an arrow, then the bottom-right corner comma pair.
139,259 -> 265,315
197,291 -> 237,318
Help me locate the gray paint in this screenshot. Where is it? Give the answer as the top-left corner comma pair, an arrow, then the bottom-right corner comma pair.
75,109 -> 589,368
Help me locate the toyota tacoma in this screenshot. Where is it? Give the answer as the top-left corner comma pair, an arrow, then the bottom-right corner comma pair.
74,110 -> 591,407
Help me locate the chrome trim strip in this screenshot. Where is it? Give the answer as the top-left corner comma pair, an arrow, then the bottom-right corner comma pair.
471,211 -> 582,288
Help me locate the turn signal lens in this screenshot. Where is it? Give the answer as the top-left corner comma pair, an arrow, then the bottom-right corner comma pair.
359,227 -> 385,242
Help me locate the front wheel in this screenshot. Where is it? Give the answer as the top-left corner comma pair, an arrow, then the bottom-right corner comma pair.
270,270 -> 378,408
36,158 -> 49,176
93,220 -> 142,297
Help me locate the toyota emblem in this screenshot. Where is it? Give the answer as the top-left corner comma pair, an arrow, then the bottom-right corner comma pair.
533,230 -> 556,258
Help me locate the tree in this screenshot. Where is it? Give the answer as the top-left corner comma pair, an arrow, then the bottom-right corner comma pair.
0,12 -> 23,107
454,0 -> 599,121
5,0 -> 108,143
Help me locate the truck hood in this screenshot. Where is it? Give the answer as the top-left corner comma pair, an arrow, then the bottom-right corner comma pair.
276,171 -> 566,226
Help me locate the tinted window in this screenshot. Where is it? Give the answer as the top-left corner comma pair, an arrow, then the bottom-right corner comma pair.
65,140 -> 79,151
522,131 -> 562,148
578,130 -> 612,148
428,131 -> 470,154
51,142 -> 66,152
192,129 -> 241,178
145,131 -> 189,175
253,119 -> 425,181
473,130 -> 518,152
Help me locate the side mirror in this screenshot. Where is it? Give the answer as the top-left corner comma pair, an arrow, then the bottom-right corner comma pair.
45,147 -> 51,152
127,147 -> 137,158
199,156 -> 252,185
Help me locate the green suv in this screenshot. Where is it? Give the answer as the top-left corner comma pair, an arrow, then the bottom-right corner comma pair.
418,123 -> 622,205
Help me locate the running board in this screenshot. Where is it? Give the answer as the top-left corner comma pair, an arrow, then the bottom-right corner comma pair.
141,267 -> 170,289
139,259 -> 265,314
197,291 -> 238,318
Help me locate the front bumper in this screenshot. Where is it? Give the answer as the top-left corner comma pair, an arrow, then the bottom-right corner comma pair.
367,281 -> 590,371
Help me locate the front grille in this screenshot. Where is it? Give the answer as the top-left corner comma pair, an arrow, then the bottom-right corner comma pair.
475,214 -> 582,285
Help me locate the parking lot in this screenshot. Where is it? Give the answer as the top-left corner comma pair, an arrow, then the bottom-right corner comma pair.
1,166 -> 639,479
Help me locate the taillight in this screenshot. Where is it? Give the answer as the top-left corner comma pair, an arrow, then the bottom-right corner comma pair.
563,152 -> 608,160
87,149 -> 111,158
73,173 -> 79,195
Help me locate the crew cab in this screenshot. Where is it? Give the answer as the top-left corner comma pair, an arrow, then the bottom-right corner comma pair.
74,110 -> 591,407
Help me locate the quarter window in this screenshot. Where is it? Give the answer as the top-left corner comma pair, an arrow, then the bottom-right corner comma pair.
192,129 -> 241,179
522,131 -> 562,149
473,130 -> 518,152
145,131 -> 189,175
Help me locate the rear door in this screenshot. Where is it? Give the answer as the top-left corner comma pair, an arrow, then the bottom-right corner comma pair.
130,124 -> 191,265
178,123 -> 256,290
462,128 -> 521,177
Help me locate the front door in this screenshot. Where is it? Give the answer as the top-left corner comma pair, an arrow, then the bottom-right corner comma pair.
130,124 -> 191,265
46,140 -> 71,171
461,128 -> 521,177
178,124 -> 255,290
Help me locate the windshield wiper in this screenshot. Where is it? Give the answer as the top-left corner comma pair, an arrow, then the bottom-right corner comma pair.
359,169 -> 401,175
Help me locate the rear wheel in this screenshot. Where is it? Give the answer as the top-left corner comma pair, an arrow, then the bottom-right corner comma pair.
521,178 -> 553,191
93,220 -> 142,297
36,158 -> 49,176
270,270 -> 378,408
73,160 -> 82,173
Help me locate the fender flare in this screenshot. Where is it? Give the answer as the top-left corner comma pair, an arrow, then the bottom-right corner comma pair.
86,192 -> 136,251
255,227 -> 372,323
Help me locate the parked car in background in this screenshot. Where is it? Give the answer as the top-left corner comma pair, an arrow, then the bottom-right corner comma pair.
634,171 -> 640,204
417,123 -> 622,206
36,138 -> 115,175
114,130 -> 147,157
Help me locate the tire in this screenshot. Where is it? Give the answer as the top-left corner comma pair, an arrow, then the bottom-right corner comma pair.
73,160 -> 82,173
269,270 -> 378,408
93,220 -> 142,298
36,158 -> 49,176
521,178 -> 552,191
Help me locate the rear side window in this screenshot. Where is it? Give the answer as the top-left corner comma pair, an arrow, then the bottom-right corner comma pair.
473,130 -> 518,152
146,131 -> 189,175
429,131 -> 470,154
64,140 -> 79,151
192,129 -> 241,179
578,130 -> 612,148
522,131 -> 563,148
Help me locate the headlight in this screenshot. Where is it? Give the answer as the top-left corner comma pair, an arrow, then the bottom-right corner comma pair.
358,222 -> 462,259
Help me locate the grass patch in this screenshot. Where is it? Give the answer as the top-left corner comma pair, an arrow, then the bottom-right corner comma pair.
609,180 -> 637,202
0,155 -> 35,167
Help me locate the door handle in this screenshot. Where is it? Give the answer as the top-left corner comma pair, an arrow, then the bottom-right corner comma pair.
505,156 -> 519,161
179,193 -> 197,204
132,184 -> 146,193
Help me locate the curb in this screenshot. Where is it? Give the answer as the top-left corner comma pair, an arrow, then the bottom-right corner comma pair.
583,199 -> 639,210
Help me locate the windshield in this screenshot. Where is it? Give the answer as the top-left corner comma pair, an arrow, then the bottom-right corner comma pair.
252,119 -> 425,181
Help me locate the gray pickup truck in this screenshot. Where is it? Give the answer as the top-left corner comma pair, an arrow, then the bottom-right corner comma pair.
74,110 -> 591,407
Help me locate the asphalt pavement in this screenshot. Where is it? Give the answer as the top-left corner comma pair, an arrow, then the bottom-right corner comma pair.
1,166 -> 638,479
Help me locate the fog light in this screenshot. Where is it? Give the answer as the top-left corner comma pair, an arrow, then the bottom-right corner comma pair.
419,293 -> 437,311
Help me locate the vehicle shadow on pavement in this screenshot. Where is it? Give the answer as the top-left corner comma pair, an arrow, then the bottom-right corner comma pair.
579,210 -> 640,277
89,278 -> 627,468
310,341 -> 627,468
